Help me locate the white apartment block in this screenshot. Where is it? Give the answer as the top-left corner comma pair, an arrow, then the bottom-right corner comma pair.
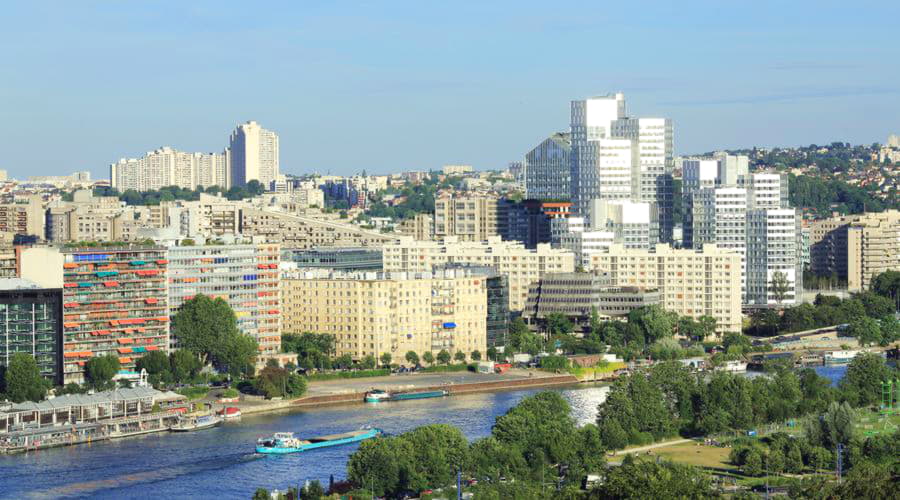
745,172 -> 789,209
382,236 -> 575,311
110,147 -> 229,192
691,187 -> 748,293
230,121 -> 279,187
587,244 -> 743,334
746,209 -> 802,305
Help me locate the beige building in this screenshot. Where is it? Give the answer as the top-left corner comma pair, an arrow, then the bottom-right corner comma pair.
0,195 -> 44,237
241,209 -> 396,248
382,236 -> 575,311
433,192 -> 499,242
587,244 -> 742,335
397,213 -> 433,240
282,269 -> 487,361
810,210 -> 900,291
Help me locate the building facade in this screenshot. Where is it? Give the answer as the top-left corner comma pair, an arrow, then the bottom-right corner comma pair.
810,210 -> 900,291
167,244 -> 281,357
281,269 -> 488,361
230,121 -> 279,188
0,197 -> 44,238
382,236 -> 575,311
433,192 -> 499,242
282,247 -> 383,271
110,147 -> 229,192
524,132 -> 572,201
0,279 -> 63,384
587,244 -> 742,334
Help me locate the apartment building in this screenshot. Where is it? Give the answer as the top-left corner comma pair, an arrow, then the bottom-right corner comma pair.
240,209 -> 395,248
0,196 -> 44,238
0,279 -> 63,384
281,268 -> 488,361
282,247 -> 383,271
20,246 -> 169,384
746,209 -> 802,305
433,192 -> 499,242
382,236 -> 575,311
110,147 -> 229,192
587,244 -> 742,334
230,121 -> 279,187
397,213 -> 433,241
810,210 -> 900,291
167,244 -> 281,357
498,200 -> 573,249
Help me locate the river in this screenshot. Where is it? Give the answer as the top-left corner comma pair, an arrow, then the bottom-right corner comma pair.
0,365 -> 853,499
0,385 -> 610,499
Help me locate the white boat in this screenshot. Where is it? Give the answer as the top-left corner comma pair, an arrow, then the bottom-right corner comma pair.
825,350 -> 859,364
718,360 -> 748,373
170,414 -> 223,432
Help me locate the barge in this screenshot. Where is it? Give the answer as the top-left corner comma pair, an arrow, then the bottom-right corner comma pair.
364,389 -> 449,403
256,428 -> 382,454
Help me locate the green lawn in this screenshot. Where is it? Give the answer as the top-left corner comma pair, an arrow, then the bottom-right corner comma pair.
176,386 -> 209,400
648,442 -> 733,470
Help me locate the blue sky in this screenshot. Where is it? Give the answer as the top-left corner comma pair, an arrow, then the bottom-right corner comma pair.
1,1 -> 898,179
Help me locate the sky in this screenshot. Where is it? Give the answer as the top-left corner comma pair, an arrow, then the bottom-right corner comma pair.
1,1 -> 899,179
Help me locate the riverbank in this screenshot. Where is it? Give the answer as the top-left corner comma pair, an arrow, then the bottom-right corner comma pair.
234,369 -> 580,415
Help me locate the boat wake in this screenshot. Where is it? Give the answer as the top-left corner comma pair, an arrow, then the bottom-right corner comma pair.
20,452 -> 264,499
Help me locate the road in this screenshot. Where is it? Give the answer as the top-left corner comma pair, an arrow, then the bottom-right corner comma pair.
611,438 -> 693,456
304,368 -> 553,397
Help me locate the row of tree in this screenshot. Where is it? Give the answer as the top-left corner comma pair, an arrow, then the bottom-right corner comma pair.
597,353 -> 896,449
82,182 -> 267,206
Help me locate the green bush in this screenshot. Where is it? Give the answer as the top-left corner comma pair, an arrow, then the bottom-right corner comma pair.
176,386 -> 209,400
221,388 -> 240,398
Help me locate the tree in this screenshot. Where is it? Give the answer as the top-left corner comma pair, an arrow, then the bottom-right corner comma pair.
870,270 -> 900,308
172,295 -> 240,366
770,270 -> 791,305
846,317 -> 883,346
806,401 -> 855,450
404,351 -> 419,366
545,313 -> 574,335
486,346 -> 498,361
595,459 -> 713,498
379,352 -> 392,368
254,365 -> 307,399
85,354 -> 120,389
422,351 -> 435,366
470,350 -> 482,361
453,351 -> 466,363
839,352 -> 892,407
252,488 -> 270,500
217,334 -> 258,378
170,349 -> 202,383
299,480 -> 325,500
437,349 -> 451,365
698,315 -> 718,339
3,353 -> 48,403
360,354 -> 376,370
743,448 -> 764,476
135,350 -> 169,376
282,333 -> 334,370
627,305 -> 677,344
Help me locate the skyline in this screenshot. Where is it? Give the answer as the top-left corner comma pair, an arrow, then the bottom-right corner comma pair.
2,1 -> 899,180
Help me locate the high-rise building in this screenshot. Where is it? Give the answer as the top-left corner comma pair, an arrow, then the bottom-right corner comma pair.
612,117 -> 674,242
20,246 -> 170,384
524,132 -> 572,201
281,268 -> 489,361
382,236 -> 575,311
746,209 -> 802,305
0,278 -> 63,385
589,199 -> 658,250
498,200 -> 572,249
230,121 -> 279,188
0,195 -> 44,238
110,147 -> 229,192
809,210 -> 900,291
587,244 -> 743,334
167,244 -> 281,357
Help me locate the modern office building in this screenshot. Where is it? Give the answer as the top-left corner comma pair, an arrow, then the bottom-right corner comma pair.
19,246 -> 170,384
110,147 -> 230,192
523,272 -> 660,331
433,192 -> 500,242
587,244 -> 743,335
611,117 -> 674,242
524,132 -> 572,201
167,244 -> 281,357
281,268 -> 489,361
498,199 -> 573,249
0,279 -> 63,384
382,236 -> 575,312
681,154 -> 750,248
230,120 -> 279,188
589,199 -> 658,250
809,210 -> 900,291
282,247 -> 383,271
690,187 -> 748,292
746,209 -> 802,305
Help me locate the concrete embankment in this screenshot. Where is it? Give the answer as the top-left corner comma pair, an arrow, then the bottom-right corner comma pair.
286,373 -> 580,409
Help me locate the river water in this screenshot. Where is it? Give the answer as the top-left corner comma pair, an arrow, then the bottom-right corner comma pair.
0,385 -> 610,499
0,366 -> 852,499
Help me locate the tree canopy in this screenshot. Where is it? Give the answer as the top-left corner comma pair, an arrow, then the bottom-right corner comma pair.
2,353 -> 48,403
